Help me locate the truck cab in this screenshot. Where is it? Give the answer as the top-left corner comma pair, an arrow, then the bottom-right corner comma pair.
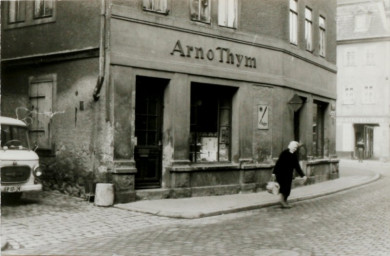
1,116 -> 42,200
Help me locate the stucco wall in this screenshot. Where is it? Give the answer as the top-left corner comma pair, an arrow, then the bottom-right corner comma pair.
1,0 -> 100,59
1,58 -> 112,197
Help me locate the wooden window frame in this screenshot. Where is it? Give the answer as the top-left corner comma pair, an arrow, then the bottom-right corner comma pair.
4,0 -> 56,29
190,0 -> 211,24
319,16 -> 326,57
305,7 -> 313,52
142,0 -> 170,15
289,0 -> 298,45
218,0 -> 238,29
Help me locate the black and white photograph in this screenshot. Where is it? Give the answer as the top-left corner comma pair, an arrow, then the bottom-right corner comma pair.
1,0 -> 389,255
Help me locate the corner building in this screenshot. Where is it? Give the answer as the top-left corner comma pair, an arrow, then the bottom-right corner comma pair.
1,0 -> 338,203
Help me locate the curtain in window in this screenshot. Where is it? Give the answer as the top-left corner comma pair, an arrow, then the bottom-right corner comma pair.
319,16 -> 326,56
289,0 -> 298,44
305,8 -> 312,51
8,0 -> 25,23
143,0 -> 167,13
190,0 -> 210,23
34,0 -> 53,18
218,0 -> 237,28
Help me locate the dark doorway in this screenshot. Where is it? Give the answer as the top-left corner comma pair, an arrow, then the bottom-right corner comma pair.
134,76 -> 167,189
354,124 -> 376,160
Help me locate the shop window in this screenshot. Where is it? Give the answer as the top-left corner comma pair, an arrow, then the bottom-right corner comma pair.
4,0 -> 56,29
143,0 -> 169,15
343,87 -> 355,105
29,75 -> 55,150
190,83 -> 235,163
190,0 -> 210,23
305,7 -> 313,51
218,0 -> 237,28
8,0 -> 26,24
34,0 -> 54,19
312,101 -> 326,157
319,16 -> 326,57
289,0 -> 298,45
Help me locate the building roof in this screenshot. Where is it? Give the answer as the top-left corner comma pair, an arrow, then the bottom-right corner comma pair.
0,116 -> 27,126
337,0 -> 390,41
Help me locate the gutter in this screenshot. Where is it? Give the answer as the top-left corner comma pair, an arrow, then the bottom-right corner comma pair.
93,0 -> 106,101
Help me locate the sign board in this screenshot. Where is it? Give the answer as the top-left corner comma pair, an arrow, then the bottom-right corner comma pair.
257,105 -> 269,129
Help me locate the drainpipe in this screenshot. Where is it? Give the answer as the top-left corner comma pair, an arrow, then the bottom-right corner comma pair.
93,0 -> 106,101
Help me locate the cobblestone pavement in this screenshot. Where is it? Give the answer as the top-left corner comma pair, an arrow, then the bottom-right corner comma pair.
2,160 -> 390,256
1,191 -> 183,251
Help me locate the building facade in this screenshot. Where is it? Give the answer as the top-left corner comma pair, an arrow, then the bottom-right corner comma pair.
2,0 -> 338,203
336,0 -> 390,161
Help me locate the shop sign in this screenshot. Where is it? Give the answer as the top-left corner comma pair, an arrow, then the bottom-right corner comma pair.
257,105 -> 269,129
170,40 -> 256,69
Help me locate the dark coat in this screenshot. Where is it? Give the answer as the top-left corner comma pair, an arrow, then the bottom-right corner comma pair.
273,149 -> 305,198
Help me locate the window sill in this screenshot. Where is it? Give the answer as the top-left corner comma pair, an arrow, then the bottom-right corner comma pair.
168,162 -> 239,172
143,8 -> 170,16
306,158 -> 339,165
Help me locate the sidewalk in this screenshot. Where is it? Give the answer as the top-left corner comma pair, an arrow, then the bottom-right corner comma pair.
115,160 -> 383,219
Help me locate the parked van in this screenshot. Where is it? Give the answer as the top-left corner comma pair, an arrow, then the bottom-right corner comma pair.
1,116 -> 42,200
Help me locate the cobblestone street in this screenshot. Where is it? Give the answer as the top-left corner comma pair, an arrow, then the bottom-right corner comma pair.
2,160 -> 390,256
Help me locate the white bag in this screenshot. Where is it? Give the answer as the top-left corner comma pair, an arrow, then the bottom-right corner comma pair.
266,181 -> 280,195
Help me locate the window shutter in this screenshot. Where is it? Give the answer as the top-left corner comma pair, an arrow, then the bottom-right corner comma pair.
29,80 -> 53,149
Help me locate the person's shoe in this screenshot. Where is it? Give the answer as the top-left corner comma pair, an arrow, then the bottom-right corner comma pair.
280,200 -> 291,209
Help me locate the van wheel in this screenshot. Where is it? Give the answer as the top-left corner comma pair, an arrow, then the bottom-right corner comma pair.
2,192 -> 23,201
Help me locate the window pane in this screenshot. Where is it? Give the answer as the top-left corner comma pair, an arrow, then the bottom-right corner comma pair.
8,0 -> 25,23
218,0 -> 227,26
143,0 -> 167,13
218,0 -> 236,28
34,0 -> 54,18
190,84 -> 233,162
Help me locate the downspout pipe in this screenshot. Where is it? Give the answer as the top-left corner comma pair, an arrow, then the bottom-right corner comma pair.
93,0 -> 106,101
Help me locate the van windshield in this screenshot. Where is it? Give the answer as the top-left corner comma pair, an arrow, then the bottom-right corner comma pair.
1,125 -> 30,150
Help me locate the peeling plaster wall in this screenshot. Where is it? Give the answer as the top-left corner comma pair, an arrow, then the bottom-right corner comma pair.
1,58 -> 112,198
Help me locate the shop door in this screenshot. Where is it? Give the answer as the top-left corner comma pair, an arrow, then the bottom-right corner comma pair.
134,77 -> 165,189
364,126 -> 374,159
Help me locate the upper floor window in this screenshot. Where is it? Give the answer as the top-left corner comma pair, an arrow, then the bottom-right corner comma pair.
289,0 -> 298,45
343,87 -> 355,104
218,0 -> 237,28
354,13 -> 371,32
345,50 -> 356,66
366,48 -> 375,66
8,0 -> 26,24
143,0 -> 169,14
362,86 -> 375,104
191,0 -> 210,23
4,0 -> 56,29
305,7 -> 313,51
319,16 -> 326,57
34,0 -> 54,19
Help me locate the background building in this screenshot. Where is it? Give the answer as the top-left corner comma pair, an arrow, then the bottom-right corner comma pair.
2,0 -> 338,203
336,0 -> 390,161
